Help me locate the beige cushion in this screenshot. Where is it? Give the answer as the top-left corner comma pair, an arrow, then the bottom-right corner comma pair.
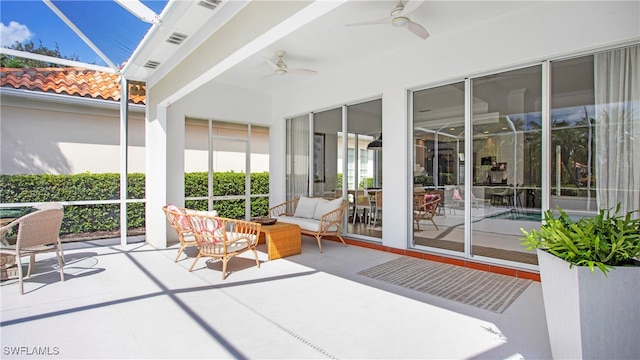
294,197 -> 319,219
313,197 -> 343,220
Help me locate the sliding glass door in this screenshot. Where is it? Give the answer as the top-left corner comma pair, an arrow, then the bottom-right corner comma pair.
412,82 -> 466,254
411,44 -> 639,267
470,65 -> 542,264
287,99 -> 383,240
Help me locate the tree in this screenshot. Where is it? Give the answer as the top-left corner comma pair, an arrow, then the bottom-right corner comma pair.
0,40 -> 79,68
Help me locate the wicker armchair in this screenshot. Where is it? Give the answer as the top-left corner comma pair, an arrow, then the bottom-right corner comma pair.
269,197 -> 347,253
162,205 -> 199,262
413,194 -> 440,231
0,207 -> 65,294
185,212 -> 261,280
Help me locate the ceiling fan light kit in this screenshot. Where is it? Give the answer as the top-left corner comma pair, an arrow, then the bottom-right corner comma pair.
392,16 -> 409,27
263,50 -> 317,79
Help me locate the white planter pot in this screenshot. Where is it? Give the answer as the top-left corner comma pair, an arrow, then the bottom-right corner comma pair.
537,249 -> 640,359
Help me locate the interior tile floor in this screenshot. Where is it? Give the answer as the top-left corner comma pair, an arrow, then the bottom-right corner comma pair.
1,235 -> 551,359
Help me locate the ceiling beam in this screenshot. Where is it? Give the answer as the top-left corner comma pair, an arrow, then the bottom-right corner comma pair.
42,0 -> 119,72
115,0 -> 160,24
0,48 -> 116,73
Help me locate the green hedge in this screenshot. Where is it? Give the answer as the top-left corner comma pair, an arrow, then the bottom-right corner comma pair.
0,172 -> 269,235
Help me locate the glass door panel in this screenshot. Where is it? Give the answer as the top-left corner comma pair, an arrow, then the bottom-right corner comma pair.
345,100 -> 381,239
470,66 -> 542,265
313,108 -> 342,199
412,82 -> 465,253
550,55 -> 597,213
285,115 -> 310,201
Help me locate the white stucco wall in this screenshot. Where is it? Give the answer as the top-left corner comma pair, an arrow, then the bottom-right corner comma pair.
268,1 -> 640,250
145,0 -> 639,249
0,93 -> 146,175
0,92 -> 270,176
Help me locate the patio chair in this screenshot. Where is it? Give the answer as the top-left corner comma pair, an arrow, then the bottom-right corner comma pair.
0,207 -> 65,294
369,190 -> 383,228
32,202 -> 66,263
426,189 -> 446,217
352,189 -> 372,225
162,205 -> 201,262
413,194 -> 440,231
185,212 -> 261,280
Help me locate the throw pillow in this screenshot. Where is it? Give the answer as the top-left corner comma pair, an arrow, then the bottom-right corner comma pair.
167,204 -> 190,230
294,197 -> 319,219
313,197 -> 343,220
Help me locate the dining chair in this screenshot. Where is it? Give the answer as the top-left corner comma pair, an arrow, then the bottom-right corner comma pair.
352,189 -> 372,225
0,208 -> 65,294
369,190 -> 383,228
32,202 -> 66,263
428,189 -> 446,217
413,194 -> 440,231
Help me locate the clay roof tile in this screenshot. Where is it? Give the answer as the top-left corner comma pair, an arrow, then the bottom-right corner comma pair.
0,67 -> 145,105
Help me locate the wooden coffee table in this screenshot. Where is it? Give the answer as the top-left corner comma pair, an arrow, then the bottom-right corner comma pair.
258,222 -> 301,260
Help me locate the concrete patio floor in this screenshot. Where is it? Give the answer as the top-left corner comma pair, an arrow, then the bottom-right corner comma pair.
1,236 -> 551,359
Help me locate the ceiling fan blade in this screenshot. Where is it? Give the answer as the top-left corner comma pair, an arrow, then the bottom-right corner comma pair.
346,17 -> 391,27
263,56 -> 279,70
399,0 -> 423,16
287,68 -> 317,75
407,20 -> 429,39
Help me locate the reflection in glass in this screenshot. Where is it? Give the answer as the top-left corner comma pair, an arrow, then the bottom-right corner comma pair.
343,100 -> 382,239
470,66 -> 542,264
412,82 -> 465,254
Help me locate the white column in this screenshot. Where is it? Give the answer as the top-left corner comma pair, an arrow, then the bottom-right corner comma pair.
119,76 -> 129,247
145,103 -> 169,249
383,90 -> 409,250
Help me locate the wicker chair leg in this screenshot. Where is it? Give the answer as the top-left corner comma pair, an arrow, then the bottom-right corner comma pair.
17,255 -> 25,295
221,258 -> 229,280
57,239 -> 65,264
336,235 -> 347,246
251,249 -> 260,268
174,245 -> 185,262
314,235 -> 323,253
431,219 -> 439,230
188,255 -> 201,272
27,255 -> 35,277
56,248 -> 65,282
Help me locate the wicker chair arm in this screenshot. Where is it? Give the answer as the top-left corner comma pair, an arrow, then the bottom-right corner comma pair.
318,200 -> 347,232
269,198 -> 299,217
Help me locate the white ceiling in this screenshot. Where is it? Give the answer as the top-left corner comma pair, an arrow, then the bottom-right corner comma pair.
127,0 -> 539,94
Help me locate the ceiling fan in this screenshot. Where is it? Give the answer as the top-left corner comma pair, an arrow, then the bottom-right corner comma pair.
263,50 -> 317,78
346,0 -> 429,40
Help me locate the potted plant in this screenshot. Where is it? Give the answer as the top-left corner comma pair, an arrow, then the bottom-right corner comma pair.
521,204 -> 640,360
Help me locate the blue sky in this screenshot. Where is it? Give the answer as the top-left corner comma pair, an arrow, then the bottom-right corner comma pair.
1,0 -> 168,67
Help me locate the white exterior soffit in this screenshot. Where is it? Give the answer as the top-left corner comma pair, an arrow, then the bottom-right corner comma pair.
158,0 -> 348,107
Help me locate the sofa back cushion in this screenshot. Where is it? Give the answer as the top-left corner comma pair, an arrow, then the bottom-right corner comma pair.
294,197 -> 319,219
313,197 -> 343,220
